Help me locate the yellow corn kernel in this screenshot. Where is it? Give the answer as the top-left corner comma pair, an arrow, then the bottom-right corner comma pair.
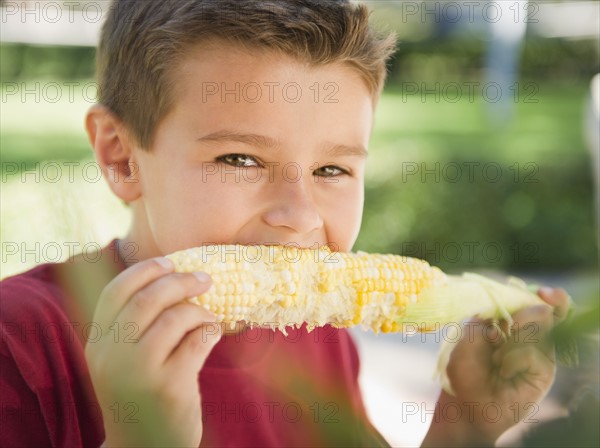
166,244 -> 447,333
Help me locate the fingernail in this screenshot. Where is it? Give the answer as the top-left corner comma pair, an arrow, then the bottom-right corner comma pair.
193,271 -> 211,283
539,286 -> 553,296
156,257 -> 173,270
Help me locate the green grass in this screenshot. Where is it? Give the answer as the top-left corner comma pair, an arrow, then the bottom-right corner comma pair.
371,83 -> 589,159
1,79 -> 94,168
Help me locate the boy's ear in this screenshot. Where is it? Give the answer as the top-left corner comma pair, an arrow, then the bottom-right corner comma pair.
85,104 -> 141,203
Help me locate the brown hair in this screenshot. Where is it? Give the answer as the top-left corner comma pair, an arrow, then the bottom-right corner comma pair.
97,0 -> 397,149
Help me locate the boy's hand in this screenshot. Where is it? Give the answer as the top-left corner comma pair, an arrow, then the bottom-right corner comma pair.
84,257 -> 222,447
423,287 -> 570,447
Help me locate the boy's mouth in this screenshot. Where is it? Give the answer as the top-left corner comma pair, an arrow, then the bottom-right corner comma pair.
224,241 -> 328,250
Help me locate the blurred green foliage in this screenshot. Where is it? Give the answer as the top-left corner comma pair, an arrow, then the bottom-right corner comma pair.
387,37 -> 599,85
1,44 -> 96,80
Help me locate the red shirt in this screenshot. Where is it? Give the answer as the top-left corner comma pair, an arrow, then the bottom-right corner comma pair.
0,240 -> 389,447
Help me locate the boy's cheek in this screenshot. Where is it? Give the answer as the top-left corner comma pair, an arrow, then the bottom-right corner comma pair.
140,193 -> 233,254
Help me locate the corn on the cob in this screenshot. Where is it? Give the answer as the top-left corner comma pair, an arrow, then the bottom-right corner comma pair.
165,244 -> 544,334
166,244 -> 562,395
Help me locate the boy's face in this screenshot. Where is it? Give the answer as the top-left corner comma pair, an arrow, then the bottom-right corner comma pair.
131,43 -> 373,255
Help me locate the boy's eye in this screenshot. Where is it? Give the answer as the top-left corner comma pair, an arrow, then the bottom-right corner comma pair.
314,165 -> 348,177
217,153 -> 260,167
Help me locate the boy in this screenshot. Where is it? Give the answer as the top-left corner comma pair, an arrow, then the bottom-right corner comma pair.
1,0 -> 569,446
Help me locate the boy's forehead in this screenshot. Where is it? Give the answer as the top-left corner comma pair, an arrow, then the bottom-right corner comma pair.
164,41 -> 374,146
171,41 -> 371,103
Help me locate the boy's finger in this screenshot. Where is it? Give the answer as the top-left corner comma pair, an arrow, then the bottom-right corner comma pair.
113,272 -> 213,337
94,257 -> 174,331
448,319 -> 496,366
492,305 -> 556,365
509,304 -> 554,334
138,302 -> 217,366
452,318 -> 502,354
498,345 -> 556,383
445,319 -> 496,397
166,322 -> 223,375
537,287 -> 571,323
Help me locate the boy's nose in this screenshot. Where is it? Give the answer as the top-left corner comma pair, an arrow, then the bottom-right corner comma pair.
262,180 -> 323,235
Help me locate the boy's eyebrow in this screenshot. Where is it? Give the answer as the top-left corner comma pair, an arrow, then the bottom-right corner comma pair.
326,143 -> 369,158
197,129 -> 368,158
198,129 -> 280,151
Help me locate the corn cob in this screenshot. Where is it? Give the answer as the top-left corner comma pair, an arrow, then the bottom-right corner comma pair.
165,244 -> 545,334
166,244 -> 567,395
